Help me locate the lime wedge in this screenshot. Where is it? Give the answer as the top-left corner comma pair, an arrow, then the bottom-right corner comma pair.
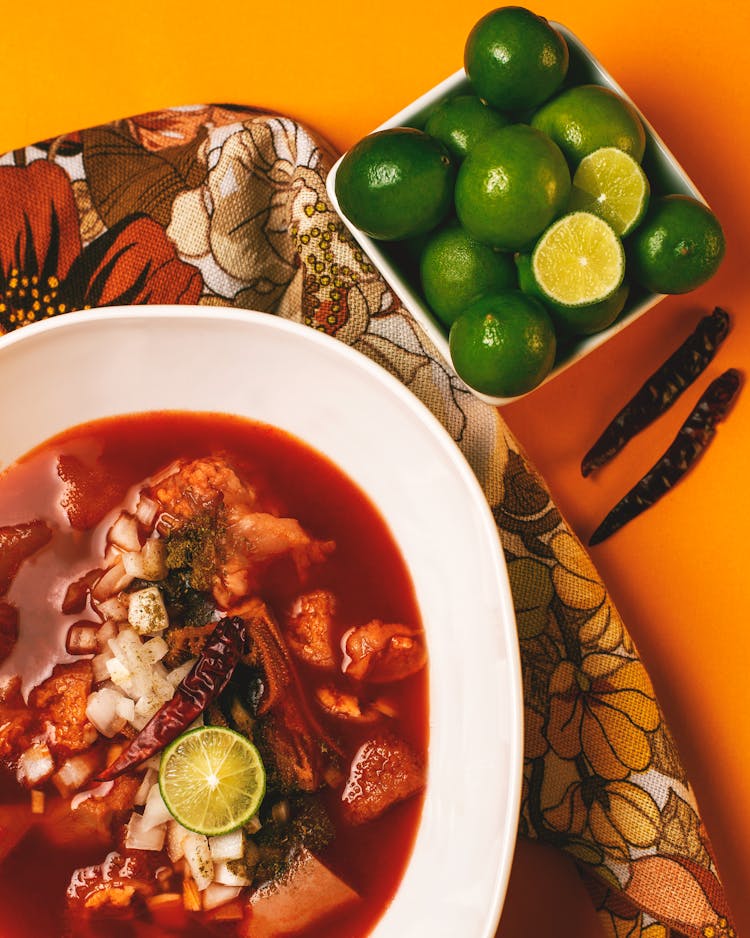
569,147 -> 650,236
531,212 -> 625,308
159,726 -> 265,836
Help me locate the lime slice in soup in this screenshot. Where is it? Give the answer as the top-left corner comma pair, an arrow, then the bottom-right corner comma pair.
159,726 -> 266,836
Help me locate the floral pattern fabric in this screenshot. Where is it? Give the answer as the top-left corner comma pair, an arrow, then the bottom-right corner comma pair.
0,105 -> 736,938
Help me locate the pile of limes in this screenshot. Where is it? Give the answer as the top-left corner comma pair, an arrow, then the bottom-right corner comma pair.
334,6 -> 725,398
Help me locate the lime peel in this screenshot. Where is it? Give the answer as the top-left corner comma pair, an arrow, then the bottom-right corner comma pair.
159,726 -> 266,837
531,211 -> 625,308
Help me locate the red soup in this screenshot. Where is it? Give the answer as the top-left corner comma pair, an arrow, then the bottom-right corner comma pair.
0,412 -> 428,938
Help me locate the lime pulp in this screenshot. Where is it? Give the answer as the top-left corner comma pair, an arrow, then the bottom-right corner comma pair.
158,726 -> 266,837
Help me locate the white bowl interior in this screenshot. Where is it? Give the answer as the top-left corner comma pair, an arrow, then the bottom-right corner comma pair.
0,307 -> 523,938
325,24 -> 706,407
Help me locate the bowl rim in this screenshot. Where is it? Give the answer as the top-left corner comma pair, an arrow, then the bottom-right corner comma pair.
325,22 -> 707,407
0,305 -> 525,938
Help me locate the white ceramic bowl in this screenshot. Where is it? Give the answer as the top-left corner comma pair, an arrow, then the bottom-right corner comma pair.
0,306 -> 523,938
326,23 -> 707,406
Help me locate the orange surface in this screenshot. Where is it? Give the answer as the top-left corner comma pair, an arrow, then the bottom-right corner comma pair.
3,1 -> 749,935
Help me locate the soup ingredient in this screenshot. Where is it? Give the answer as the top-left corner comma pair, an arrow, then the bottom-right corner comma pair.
449,290 -> 556,397
97,615 -> 248,781
248,847 -> 359,938
464,6 -> 569,111
582,307 -> 731,475
419,224 -> 516,327
629,195 -> 726,294
342,733 -> 425,824
569,146 -> 650,236
589,368 -> 741,545
515,252 -> 629,336
531,211 -> 625,307
334,128 -> 455,240
455,124 -> 571,250
424,94 -> 509,160
158,726 -> 266,836
343,620 -> 427,682
531,83 -> 646,165
286,589 -> 337,669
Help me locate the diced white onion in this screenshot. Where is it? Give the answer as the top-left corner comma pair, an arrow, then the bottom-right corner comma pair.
96,619 -> 119,647
202,883 -> 242,911
110,513 -> 141,552
122,550 -> 146,579
105,657 -> 131,688
141,784 -> 173,832
143,636 -> 168,664
140,538 -> 167,580
92,560 -> 133,601
66,623 -> 98,655
92,656 -> 112,686
135,495 -> 159,528
208,830 -> 244,862
97,597 -> 129,623
166,819 -> 191,862
167,659 -> 196,687
128,587 -> 169,635
115,696 -> 135,722
183,832 -> 214,891
85,688 -> 127,738
16,742 -> 54,788
53,754 -> 97,796
213,861 -> 252,887
125,811 -> 166,851
134,769 -> 157,806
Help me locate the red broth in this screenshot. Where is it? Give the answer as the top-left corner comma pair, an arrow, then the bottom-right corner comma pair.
0,412 -> 428,938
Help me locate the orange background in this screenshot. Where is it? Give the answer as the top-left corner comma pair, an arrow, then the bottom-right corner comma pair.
3,0 -> 749,934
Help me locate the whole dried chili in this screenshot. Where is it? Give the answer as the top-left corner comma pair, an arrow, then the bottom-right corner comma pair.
581,307 -> 731,476
589,368 -> 741,546
96,616 -> 248,781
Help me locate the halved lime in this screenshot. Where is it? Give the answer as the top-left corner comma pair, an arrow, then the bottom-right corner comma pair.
531,212 -> 625,308
158,726 -> 265,837
569,147 -> 650,236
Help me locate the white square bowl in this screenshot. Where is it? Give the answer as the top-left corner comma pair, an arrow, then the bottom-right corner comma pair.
326,23 -> 707,406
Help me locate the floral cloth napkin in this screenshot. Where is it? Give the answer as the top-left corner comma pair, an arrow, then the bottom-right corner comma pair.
0,104 -> 737,938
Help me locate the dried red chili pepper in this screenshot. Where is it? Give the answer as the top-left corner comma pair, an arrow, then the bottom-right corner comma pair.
589,368 -> 741,546
582,307 -> 730,476
96,616 -> 248,781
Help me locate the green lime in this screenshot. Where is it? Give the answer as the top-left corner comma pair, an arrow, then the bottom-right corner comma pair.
569,147 -> 650,236
531,211 -> 625,307
628,195 -> 725,294
516,253 -> 629,335
424,95 -> 510,161
159,726 -> 266,837
420,224 -> 516,327
335,128 -> 455,241
449,289 -> 556,397
531,84 -> 646,166
455,124 -> 571,251
464,7 -> 569,112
